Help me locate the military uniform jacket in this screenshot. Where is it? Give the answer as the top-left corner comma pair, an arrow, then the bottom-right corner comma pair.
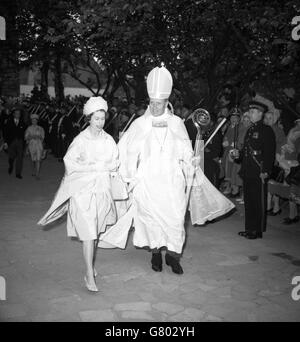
240,120 -> 276,179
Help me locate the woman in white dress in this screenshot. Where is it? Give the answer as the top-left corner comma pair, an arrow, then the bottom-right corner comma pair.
25,114 -> 45,180
38,97 -> 123,292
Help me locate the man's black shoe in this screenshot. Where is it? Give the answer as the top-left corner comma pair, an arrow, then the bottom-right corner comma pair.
283,216 -> 300,225
165,254 -> 183,275
245,232 -> 262,239
16,174 -> 22,179
8,166 -> 13,175
151,253 -> 162,272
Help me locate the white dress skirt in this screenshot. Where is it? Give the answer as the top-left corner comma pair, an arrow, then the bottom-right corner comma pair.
38,128 -> 126,242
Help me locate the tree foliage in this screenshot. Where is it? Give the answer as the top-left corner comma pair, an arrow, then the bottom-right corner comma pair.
15,0 -> 300,106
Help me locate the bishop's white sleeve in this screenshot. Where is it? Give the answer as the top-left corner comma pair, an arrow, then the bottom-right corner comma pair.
117,121 -> 140,183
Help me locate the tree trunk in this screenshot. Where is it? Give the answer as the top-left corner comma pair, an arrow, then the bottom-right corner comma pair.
40,60 -> 49,100
133,70 -> 147,106
120,77 -> 132,103
106,75 -> 121,104
53,49 -> 64,104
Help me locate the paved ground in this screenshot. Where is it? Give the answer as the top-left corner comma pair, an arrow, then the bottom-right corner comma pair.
0,152 -> 300,322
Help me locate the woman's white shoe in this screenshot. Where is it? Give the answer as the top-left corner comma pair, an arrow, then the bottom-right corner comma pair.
84,276 -> 98,292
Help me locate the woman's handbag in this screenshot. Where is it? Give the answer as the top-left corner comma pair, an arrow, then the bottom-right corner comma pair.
270,165 -> 285,183
110,173 -> 129,200
285,165 -> 300,186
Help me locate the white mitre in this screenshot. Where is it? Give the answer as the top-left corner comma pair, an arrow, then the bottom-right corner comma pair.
146,64 -> 173,100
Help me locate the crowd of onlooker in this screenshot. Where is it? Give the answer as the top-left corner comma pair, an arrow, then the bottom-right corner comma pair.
1,84 -> 300,225
179,84 -> 300,226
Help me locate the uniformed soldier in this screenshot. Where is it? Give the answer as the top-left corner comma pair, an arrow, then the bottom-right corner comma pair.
233,100 -> 276,239
202,118 -> 223,188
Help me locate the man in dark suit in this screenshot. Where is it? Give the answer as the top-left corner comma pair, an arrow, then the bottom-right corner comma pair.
3,108 -> 27,179
184,113 -> 197,148
56,107 -> 74,161
234,100 -> 276,239
48,108 -> 60,157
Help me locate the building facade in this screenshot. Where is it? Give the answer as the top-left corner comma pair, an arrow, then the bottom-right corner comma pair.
0,0 -> 19,97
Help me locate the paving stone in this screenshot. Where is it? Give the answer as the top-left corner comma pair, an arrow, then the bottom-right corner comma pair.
231,289 -> 257,301
1,316 -> 32,322
267,293 -> 299,309
180,291 -> 208,306
105,271 -> 147,283
178,274 -> 205,285
182,308 -> 205,320
254,304 -> 291,322
152,302 -> 184,315
106,292 -> 149,305
53,314 -> 81,322
247,313 -> 258,322
180,282 -> 208,293
254,297 -> 272,306
0,259 -> 11,268
217,256 -> 252,266
205,314 -> 223,322
139,292 -> 158,303
197,283 -> 217,292
204,278 -> 225,286
121,311 -> 154,321
50,295 -> 81,305
79,309 -> 116,322
210,287 -> 232,298
0,303 -> 27,319
159,283 -> 179,292
169,311 -> 201,322
114,302 -> 152,312
258,289 -> 283,297
223,310 -> 251,322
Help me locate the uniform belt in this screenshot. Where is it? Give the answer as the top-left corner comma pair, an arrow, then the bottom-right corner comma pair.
252,150 -> 261,156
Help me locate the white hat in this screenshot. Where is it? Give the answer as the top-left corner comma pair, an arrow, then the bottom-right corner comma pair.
146,65 -> 173,100
83,96 -> 108,116
30,114 -> 39,120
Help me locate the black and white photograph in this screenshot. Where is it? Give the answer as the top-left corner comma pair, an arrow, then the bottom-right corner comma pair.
0,0 -> 300,324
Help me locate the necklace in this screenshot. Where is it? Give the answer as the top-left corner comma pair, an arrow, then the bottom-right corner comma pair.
153,127 -> 168,152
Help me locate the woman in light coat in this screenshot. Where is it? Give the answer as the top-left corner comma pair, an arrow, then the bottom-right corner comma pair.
38,97 -> 124,292
25,114 -> 45,180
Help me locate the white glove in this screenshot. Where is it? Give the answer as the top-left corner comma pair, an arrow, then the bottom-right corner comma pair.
191,156 -> 201,169
88,161 -> 103,171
